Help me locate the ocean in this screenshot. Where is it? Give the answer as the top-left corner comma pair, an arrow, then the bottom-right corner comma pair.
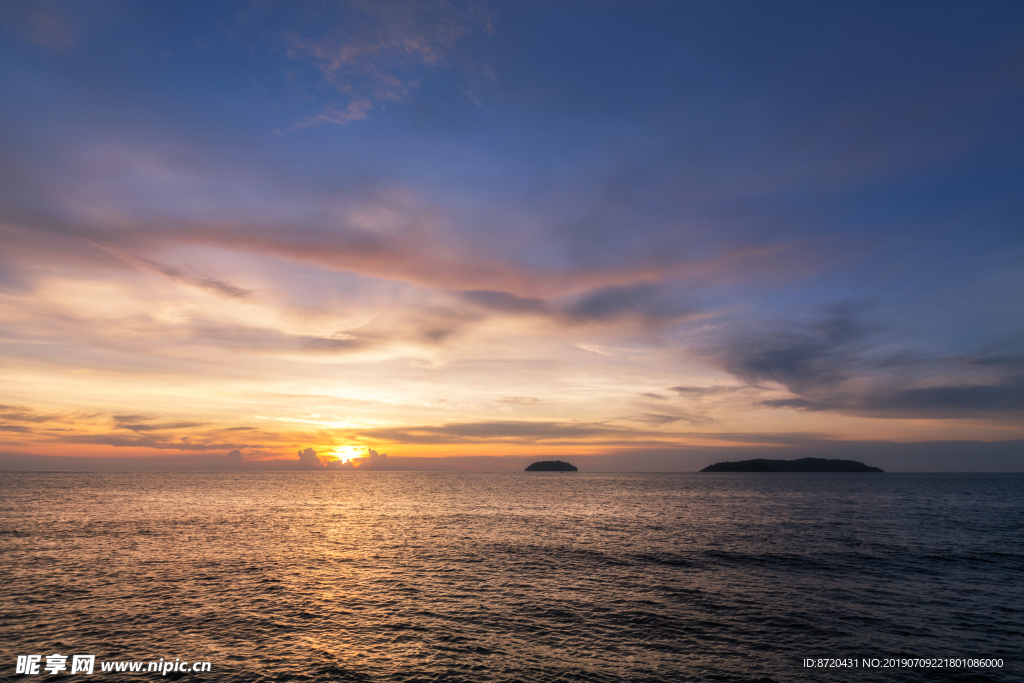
1,472 -> 1020,682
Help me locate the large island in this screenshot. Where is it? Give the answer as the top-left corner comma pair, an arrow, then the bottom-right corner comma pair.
525,460 -> 578,472
701,457 -> 883,472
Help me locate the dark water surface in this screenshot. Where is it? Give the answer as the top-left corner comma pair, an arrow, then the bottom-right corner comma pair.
1,472 -> 1020,682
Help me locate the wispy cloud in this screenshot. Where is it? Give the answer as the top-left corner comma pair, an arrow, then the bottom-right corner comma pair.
498,396 -> 544,405
283,0 -> 491,127
670,386 -> 743,398
0,5 -> 75,52
760,378 -> 1024,418
707,303 -> 874,396
705,305 -> 1024,419
2,1 -> 1023,469
112,415 -> 207,433
461,282 -> 703,331
354,420 -> 634,445
83,240 -> 255,301
628,413 -> 712,427
144,260 -> 253,300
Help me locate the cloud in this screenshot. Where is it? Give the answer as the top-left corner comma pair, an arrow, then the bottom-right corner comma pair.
565,283 -> 693,326
113,415 -> 207,433
462,290 -> 548,315
59,433 -> 250,452
226,448 -> 243,462
3,439 -> 1021,472
296,447 -> 323,469
0,404 -> 101,425
303,336 -> 362,352
758,398 -> 824,411
0,410 -> 260,453
461,282 -> 700,330
132,322 -> 368,357
969,354 -> 1024,368
319,447 -> 396,470
84,241 -> 254,301
360,447 -> 393,470
498,396 -> 543,405
628,412 -> 712,427
710,306 -> 1024,419
354,420 -> 645,445
0,405 -> 58,424
669,386 -> 742,398
295,98 -> 374,128
709,304 -> 872,396
0,5 -> 74,52
868,379 -> 1024,414
283,0 -> 491,128
763,378 -> 1024,418
146,261 -> 253,300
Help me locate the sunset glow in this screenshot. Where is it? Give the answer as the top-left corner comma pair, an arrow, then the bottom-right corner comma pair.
1,2 -> 1022,471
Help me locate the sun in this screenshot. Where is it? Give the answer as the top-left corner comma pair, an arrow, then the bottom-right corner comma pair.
323,445 -> 364,464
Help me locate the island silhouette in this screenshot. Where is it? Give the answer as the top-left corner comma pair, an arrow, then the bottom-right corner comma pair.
525,460 -> 578,472
701,457 -> 883,472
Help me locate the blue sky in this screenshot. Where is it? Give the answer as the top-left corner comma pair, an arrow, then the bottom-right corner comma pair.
1,1 -> 1022,470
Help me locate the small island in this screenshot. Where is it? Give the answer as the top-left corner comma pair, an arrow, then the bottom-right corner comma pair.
701,457 -> 883,472
525,460 -> 578,472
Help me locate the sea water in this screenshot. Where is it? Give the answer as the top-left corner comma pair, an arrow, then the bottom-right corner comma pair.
1,472 -> 1020,682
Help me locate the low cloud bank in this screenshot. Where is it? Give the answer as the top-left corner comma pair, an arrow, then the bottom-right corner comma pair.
2,439 -> 1021,472
293,447 -> 398,470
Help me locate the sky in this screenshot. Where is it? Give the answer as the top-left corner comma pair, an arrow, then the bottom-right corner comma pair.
1,0 -> 1022,472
